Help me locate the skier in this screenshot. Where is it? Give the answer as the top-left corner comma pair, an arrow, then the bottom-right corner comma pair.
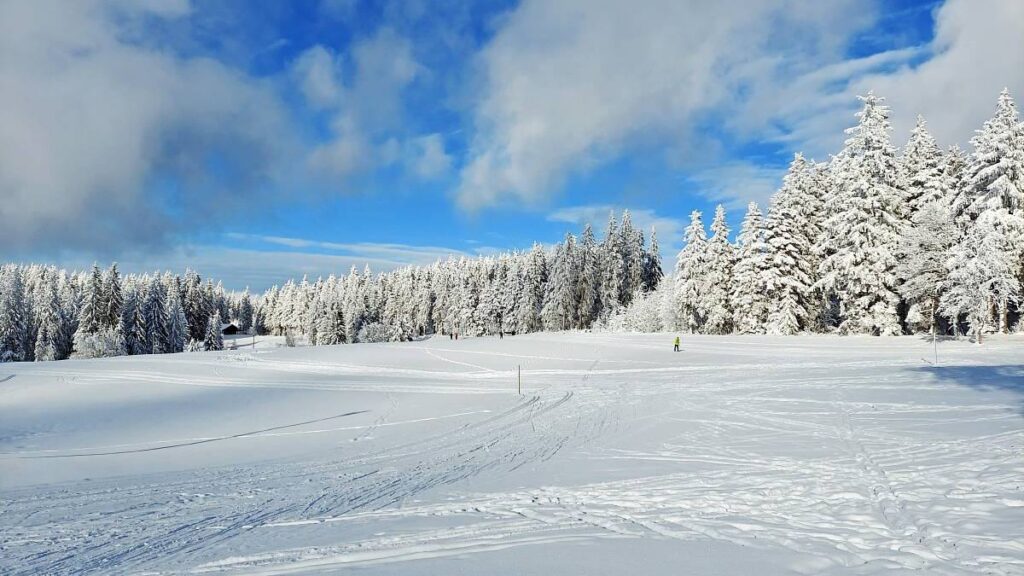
499,330 -> 504,340
673,336 -> 680,352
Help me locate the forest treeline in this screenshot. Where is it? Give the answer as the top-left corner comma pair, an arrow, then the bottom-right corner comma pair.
1,89 -> 1021,362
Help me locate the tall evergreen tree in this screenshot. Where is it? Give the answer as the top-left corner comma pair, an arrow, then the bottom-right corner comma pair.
642,227 -> 664,292
731,202 -> 768,334
78,264 -> 104,335
166,288 -> 188,353
962,89 -> 1024,331
898,201 -> 956,335
576,224 -> 601,328
764,155 -> 821,334
204,312 -> 225,351
600,211 -> 626,311
104,263 -> 124,331
0,266 -> 30,362
125,293 -> 149,356
901,116 -> 944,217
816,92 -> 904,335
674,210 -> 708,332
940,210 -> 1021,341
144,277 -> 169,354
702,205 -> 734,334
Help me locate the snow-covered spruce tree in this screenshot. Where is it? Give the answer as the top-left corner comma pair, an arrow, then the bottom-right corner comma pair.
183,271 -> 207,342
674,210 -> 708,333
900,116 -> 944,218
702,205 -> 734,334
764,155 -> 822,334
620,210 -> 645,304
962,89 -> 1024,332
946,144 -> 973,227
517,244 -> 546,333
0,266 -> 30,362
103,263 -> 124,331
898,200 -> 956,335
542,234 -> 579,331
204,312 -> 224,351
940,210 -> 1021,342
77,264 -> 104,336
143,277 -> 170,354
731,202 -> 768,334
642,227 -> 664,292
600,212 -> 626,313
33,282 -> 63,361
816,92 -> 904,335
576,224 -> 601,328
166,288 -> 188,353
237,290 -> 254,333
125,290 -> 149,356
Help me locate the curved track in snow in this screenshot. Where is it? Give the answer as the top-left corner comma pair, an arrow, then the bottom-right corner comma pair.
1,333 -> 1023,575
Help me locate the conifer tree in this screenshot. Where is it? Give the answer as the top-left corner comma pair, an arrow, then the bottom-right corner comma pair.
600,212 -> 626,311
702,205 -> 734,334
674,210 -> 708,332
517,244 -> 546,332
166,289 -> 188,353
816,93 -> 904,335
78,264 -> 104,335
962,89 -> 1024,331
764,155 -> 821,334
144,277 -> 169,354
898,201 -> 955,335
204,312 -> 224,351
901,116 -> 944,217
104,263 -> 124,331
940,210 -> 1021,341
642,227 -> 664,292
731,202 -> 768,333
576,224 -> 601,328
125,294 -> 149,356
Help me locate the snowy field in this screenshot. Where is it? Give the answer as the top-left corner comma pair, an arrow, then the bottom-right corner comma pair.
1,333 -> 1023,575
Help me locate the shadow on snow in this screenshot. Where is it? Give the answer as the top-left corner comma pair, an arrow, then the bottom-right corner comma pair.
914,364 -> 1024,416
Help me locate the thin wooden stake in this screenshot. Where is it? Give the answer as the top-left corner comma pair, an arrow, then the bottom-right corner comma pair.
518,365 -> 522,395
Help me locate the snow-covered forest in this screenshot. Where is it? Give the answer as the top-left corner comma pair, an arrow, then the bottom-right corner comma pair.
613,90 -> 1023,338
1,89 -> 1022,362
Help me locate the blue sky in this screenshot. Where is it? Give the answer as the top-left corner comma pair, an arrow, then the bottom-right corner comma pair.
2,0 -> 1022,290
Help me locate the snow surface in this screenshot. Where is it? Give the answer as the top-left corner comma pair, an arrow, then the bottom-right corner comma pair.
1,333 -> 1023,575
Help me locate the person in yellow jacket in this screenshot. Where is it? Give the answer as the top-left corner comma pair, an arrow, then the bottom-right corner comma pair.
673,336 -> 680,352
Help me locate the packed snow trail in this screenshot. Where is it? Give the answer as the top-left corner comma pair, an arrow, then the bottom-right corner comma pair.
1,334 -> 1022,575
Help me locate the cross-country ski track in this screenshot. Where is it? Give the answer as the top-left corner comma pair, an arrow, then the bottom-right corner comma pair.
1,333 -> 1022,575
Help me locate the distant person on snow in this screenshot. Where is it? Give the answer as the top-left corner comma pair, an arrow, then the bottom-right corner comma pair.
673,336 -> 680,352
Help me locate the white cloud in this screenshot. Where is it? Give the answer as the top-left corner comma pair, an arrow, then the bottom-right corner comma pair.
0,0 -> 292,254
293,30 -> 451,183
407,134 -> 453,180
850,0 -> 1024,147
456,0 -> 871,210
292,45 -> 343,109
685,163 -> 787,211
457,0 -> 1024,211
224,233 -> 472,266
41,236 -> 476,291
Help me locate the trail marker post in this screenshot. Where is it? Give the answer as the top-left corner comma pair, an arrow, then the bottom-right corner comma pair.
518,365 -> 521,395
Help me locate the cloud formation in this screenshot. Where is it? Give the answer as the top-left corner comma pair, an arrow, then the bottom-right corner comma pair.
0,0 -> 291,254
295,28 -> 450,182
456,0 -> 870,211
457,0 -> 1024,210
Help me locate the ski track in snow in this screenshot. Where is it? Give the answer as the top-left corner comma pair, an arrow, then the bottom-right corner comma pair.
1,333 -> 1023,575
